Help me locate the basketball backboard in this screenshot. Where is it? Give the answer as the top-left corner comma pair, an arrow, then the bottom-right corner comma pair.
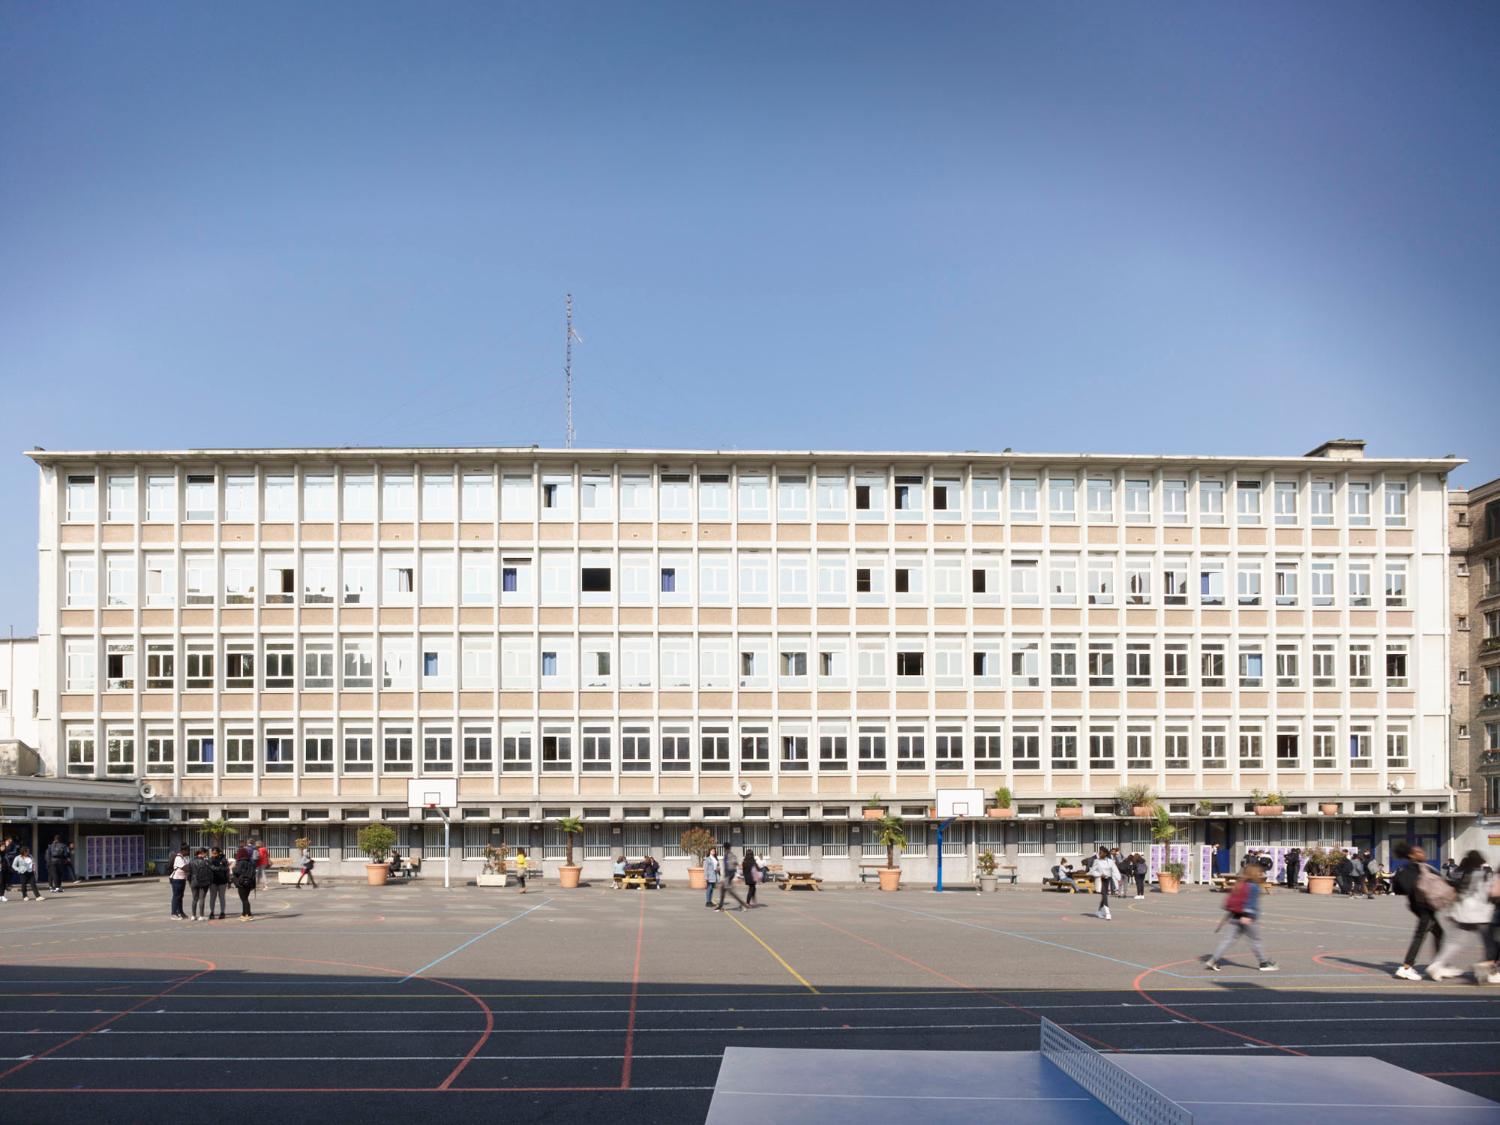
406,777 -> 458,815
936,787 -> 986,818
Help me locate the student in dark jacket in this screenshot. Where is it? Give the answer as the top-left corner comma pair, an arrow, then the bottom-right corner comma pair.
47,836 -> 70,893
231,846 -> 257,920
187,849 -> 213,921
1285,848 -> 1301,891
1391,841 -> 1443,980
207,847 -> 230,920
0,836 -> 14,901
1335,854 -> 1354,896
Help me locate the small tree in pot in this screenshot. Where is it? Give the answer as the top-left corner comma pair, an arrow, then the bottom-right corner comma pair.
977,848 -> 999,893
680,827 -> 716,890
862,792 -> 887,820
1302,846 -> 1339,894
478,842 -> 510,887
875,815 -> 907,891
1151,807 -> 1183,891
555,817 -> 584,888
1117,784 -> 1156,818
1159,861 -> 1186,894
357,823 -> 397,886
1056,798 -> 1083,818
1251,789 -> 1285,816
988,786 -> 1015,819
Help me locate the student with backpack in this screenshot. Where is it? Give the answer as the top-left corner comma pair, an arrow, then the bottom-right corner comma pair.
46,836 -> 70,893
231,846 -> 257,920
187,848 -> 213,921
742,848 -> 763,908
1205,863 -> 1278,972
1391,840 -> 1451,980
295,845 -> 317,889
207,847 -> 230,920
169,845 -> 190,919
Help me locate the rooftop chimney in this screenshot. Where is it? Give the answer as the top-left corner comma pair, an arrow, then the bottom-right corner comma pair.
1305,438 -> 1366,460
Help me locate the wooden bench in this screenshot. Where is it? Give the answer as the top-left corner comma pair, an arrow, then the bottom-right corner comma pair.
1210,874 -> 1238,892
858,864 -> 886,884
614,872 -> 660,890
1042,874 -> 1094,893
999,865 -> 1019,886
781,871 -> 823,891
391,857 -> 422,880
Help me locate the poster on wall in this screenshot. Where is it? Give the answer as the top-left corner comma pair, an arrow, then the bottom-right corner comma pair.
1148,843 -> 1165,881
1198,844 -> 1215,883
1168,842 -> 1190,882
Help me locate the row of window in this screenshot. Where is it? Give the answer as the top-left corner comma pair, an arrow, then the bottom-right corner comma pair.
62,633 -> 1419,693
62,468 -> 1417,528
60,548 -> 1419,611
62,715 -> 1416,779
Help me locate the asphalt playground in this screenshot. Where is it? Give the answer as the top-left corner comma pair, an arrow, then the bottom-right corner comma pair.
1,875 -> 1497,1123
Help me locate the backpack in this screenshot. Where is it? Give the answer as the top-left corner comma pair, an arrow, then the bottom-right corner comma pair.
1225,880 -> 1252,916
1415,864 -> 1456,911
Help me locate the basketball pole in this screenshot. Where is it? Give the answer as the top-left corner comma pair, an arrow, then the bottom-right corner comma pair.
935,816 -> 958,892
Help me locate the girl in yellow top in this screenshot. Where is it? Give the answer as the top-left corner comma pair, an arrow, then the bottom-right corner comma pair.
514,848 -> 528,894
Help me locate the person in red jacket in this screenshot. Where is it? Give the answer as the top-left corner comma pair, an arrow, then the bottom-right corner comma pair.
254,840 -> 270,888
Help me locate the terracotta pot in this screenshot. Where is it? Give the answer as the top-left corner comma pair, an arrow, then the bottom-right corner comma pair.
877,868 -> 902,892
1254,805 -> 1284,816
1307,874 -> 1335,895
862,808 -> 886,820
365,863 -> 389,886
1157,873 -> 1181,894
687,866 -> 707,890
1057,807 -> 1083,818
1132,805 -> 1154,817
987,807 -> 1016,819
558,865 -> 582,889
1319,803 -> 1339,816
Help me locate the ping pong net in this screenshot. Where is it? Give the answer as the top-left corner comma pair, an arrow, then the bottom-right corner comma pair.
1040,1018 -> 1194,1125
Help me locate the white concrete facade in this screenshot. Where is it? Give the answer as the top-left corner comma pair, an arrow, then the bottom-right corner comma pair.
27,443 -> 1462,878
0,636 -> 41,751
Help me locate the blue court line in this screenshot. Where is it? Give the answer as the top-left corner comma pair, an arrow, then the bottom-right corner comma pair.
398,898 -> 552,983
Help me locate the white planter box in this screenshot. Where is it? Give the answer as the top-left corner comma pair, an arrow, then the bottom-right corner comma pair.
476,872 -> 509,887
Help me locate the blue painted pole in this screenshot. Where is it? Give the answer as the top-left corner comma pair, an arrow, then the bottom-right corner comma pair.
935,816 -> 956,892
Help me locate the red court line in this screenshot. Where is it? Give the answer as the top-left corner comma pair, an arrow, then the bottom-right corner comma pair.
784,905 -> 1118,1052
618,887 -> 647,1090
435,978 -> 496,1091
0,953 -> 218,1085
1130,958 -> 1305,1057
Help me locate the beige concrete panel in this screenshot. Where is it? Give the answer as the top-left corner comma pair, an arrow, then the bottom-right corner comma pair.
1349,610 -> 1377,629
419,607 -> 454,628
140,524 -> 175,544
101,524 -> 134,543
579,691 -> 613,711
578,522 -> 612,541
934,691 -> 967,710
221,694 -> 253,712
1052,691 -> 1083,710
779,692 -> 813,711
1239,610 -> 1267,628
300,692 -> 334,711
699,608 -> 732,626
336,608 -> 372,628
298,779 -> 336,798
1239,692 -> 1269,709
459,523 -> 492,542
538,691 -> 574,710
696,524 -> 731,542
499,523 -> 533,541
818,692 -> 851,710
414,691 -> 448,710
261,524 -> 294,543
259,779 -> 295,797
379,691 -> 414,711
1201,692 -> 1232,709
660,776 -> 696,794
1163,528 -> 1192,546
1314,692 -> 1341,709
341,523 -> 373,542
176,779 -> 217,799
1200,528 -> 1230,547
856,691 -> 890,710
1276,693 -> 1305,710
974,608 -> 1005,626
739,523 -> 772,541
459,607 -> 494,626
1164,692 -> 1194,710
217,609 -> 252,628
180,524 -> 215,543
614,607 -> 650,627
1125,527 -> 1154,546
1090,692 -> 1120,709
619,778 -> 657,796
1275,528 -> 1304,547
1349,692 -> 1379,709
698,691 -> 733,710
778,777 -> 814,796
1386,530 -> 1413,548
499,692 -> 532,711
855,607 -> 889,627
261,694 -> 293,713
579,607 -> 613,626
499,607 -> 535,626
658,692 -> 693,710
895,608 -> 927,626
699,777 -> 733,795
1313,611 -> 1341,628
654,607 -> 687,626
101,610 -> 133,628
220,780 -> 255,797
1276,611 -> 1305,628
180,693 -> 214,712
1050,526 -> 1080,544
934,608 -> 966,627
816,524 -> 848,542
419,522 -> 453,540
934,526 -> 965,544
456,778 -> 494,799
1348,529 -> 1375,548
458,691 -> 491,710
1161,777 -> 1198,794
1051,609 -> 1081,627
779,608 -> 812,627
1386,692 -> 1416,710
855,525 -> 889,543
539,607 -> 574,626
657,524 -> 691,541
817,608 -> 850,627
778,524 -> 810,542
740,607 -> 772,626
1238,528 -> 1267,547
739,691 -> 773,710
140,693 -> 173,713
973,691 -> 1004,709
212,524 -> 251,545
1201,610 -> 1231,628
60,694 -> 93,713
1011,608 -> 1044,627
1123,607 -> 1154,625
538,524 -> 573,542
893,777 -> 929,796
302,607 -> 333,626
1386,611 -> 1414,630
1012,777 -> 1047,795
1311,529 -> 1340,548
1012,691 -> 1045,709
895,526 -> 926,543
302,523 -> 334,542
1087,525 -> 1119,544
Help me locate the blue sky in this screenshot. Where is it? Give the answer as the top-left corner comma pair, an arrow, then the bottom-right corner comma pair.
1,3 -> 1497,634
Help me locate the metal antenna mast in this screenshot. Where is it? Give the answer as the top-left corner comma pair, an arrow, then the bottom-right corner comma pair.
564,293 -> 576,448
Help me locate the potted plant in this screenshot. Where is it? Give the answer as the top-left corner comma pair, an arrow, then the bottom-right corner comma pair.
477,842 -> 511,887
555,816 -> 584,888
977,848 -> 999,893
862,793 -> 887,821
1251,789 -> 1285,816
1319,801 -> 1340,816
1056,798 -> 1083,819
875,815 -> 906,891
988,787 -> 1015,819
357,823 -> 397,886
1158,861 -> 1185,894
1303,846 -> 1338,894
1117,784 -> 1156,818
1150,805 -> 1178,844
199,815 -> 237,847
679,826 -> 716,890
1194,800 -> 1215,817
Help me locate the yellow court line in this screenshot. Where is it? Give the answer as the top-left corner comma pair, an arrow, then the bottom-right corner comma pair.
723,911 -> 819,995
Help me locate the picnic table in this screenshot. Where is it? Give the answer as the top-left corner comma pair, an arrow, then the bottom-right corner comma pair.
1042,872 -> 1094,893
781,870 -> 823,891
614,869 -> 660,890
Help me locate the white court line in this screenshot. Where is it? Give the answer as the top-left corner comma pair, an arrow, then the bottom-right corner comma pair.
398,898 -> 552,983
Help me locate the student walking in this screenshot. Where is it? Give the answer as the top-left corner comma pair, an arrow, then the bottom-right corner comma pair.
295,846 -> 317,888
703,847 -> 720,907
187,848 -> 213,921
1092,847 -> 1121,920
11,848 -> 40,901
1425,851 -> 1495,982
716,847 -> 747,912
1391,841 -> 1448,980
514,847 -> 529,894
46,836 -> 69,893
742,849 -> 762,907
207,847 -> 229,919
169,845 -> 190,919
231,846 -> 257,920
1206,863 -> 1278,972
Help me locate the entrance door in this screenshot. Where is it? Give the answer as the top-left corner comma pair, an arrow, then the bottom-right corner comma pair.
37,826 -> 74,884
1205,820 -> 1236,873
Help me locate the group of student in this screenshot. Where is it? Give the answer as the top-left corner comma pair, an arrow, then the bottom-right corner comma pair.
1393,844 -> 1500,984
701,846 -> 768,910
1052,848 -> 1150,919
1,835 -> 73,902
167,841 -> 264,920
612,855 -> 662,884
